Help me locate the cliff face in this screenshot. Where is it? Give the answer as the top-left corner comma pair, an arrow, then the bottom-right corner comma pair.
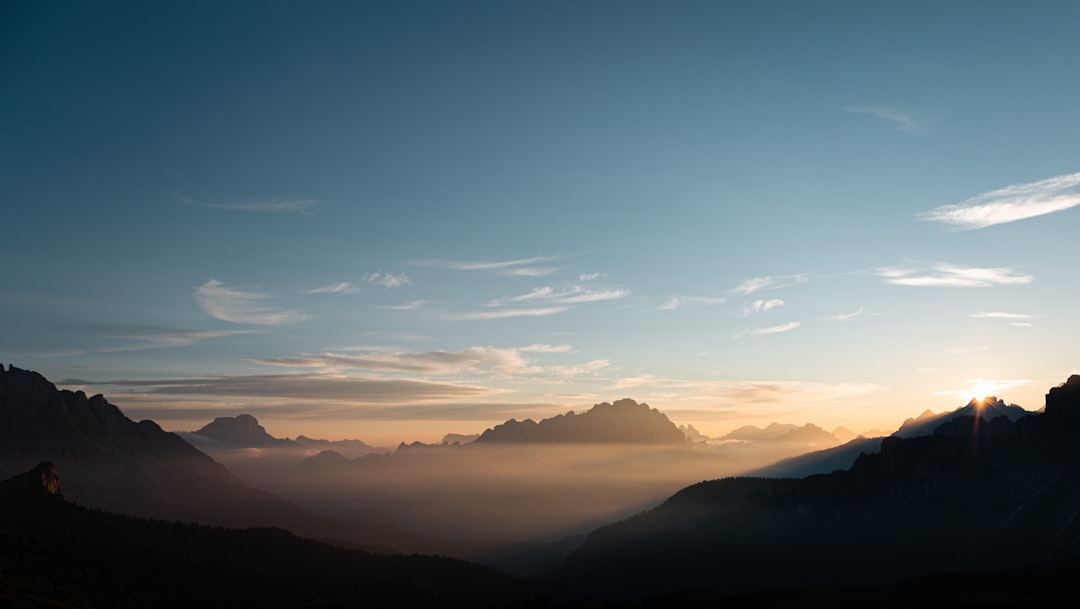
476,398 -> 687,444
562,378 -> 1080,597
0,364 -> 323,532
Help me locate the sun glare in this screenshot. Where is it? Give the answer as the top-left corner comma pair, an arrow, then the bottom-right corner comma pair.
969,381 -> 994,404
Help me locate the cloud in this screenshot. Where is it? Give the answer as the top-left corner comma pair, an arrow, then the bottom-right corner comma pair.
1011,322 -> 1033,328
969,312 -> 1033,320
743,299 -> 784,316
823,308 -> 864,322
846,105 -> 924,133
257,345 -> 603,380
412,256 -> 555,271
365,272 -> 410,289
879,264 -> 1033,287
305,281 -> 360,294
579,272 -> 605,281
80,373 -> 492,403
178,193 -> 318,215
750,321 -> 800,336
505,267 -> 558,277
917,171 -> 1080,230
731,274 -> 808,295
455,306 -> 570,320
194,280 -> 308,325
519,344 -> 574,353
483,285 -> 631,311
375,299 -> 428,310
657,296 -> 728,311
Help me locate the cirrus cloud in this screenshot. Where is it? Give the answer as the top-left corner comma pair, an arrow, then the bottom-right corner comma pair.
194,280 -> 308,325
918,171 -> 1080,230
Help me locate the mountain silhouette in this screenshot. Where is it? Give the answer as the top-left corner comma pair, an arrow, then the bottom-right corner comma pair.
475,398 -> 687,444
561,376 -> 1080,597
191,413 -> 297,447
893,396 -> 1030,438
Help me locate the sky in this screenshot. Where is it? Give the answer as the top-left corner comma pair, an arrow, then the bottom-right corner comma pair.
4,1 -> 1080,444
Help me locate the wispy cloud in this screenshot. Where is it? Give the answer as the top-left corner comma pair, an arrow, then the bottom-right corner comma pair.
505,267 -> 558,277
365,272 -> 410,289
455,306 -> 569,320
194,280 -> 308,325
375,299 -> 428,310
732,274 -> 808,295
658,296 -> 727,311
846,105 -> 924,134
79,373 -> 492,403
579,272 -> 605,281
412,256 -> 555,271
485,285 -> 631,308
520,344 -> 574,353
879,264 -> 1033,287
823,307 -> 864,322
750,321 -> 800,336
257,345 -> 602,380
969,312 -> 1033,320
743,299 -> 784,316
178,193 -> 318,215
917,171 -> 1080,230
304,281 -> 360,294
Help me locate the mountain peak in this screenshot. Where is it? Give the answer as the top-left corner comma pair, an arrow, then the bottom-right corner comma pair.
193,414 -> 294,448
476,398 -> 686,444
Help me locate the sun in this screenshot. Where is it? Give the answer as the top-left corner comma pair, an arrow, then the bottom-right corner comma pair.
969,381 -> 994,404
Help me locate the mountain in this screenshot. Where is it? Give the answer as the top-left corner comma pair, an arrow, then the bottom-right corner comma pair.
893,396 -> 1030,438
475,398 -> 687,444
191,413 -> 297,447
0,364 -> 424,550
719,422 -> 839,445
0,463 -> 526,609
560,376 -> 1080,597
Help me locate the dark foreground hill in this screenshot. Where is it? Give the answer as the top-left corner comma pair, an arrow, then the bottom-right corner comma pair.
561,376 -> 1080,598
0,463 -> 526,609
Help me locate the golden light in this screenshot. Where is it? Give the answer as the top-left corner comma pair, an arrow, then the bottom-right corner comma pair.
969,381 -> 994,404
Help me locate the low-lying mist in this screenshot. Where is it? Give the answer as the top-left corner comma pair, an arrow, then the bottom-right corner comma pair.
201,440 -> 832,543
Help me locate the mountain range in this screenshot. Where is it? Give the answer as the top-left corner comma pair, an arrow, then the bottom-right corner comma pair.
474,398 -> 688,444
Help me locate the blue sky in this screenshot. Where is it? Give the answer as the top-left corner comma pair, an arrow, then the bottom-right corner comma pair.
4,1 -> 1080,443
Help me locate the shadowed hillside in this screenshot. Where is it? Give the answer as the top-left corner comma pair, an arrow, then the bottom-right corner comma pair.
0,463 -> 526,609
561,376 -> 1080,597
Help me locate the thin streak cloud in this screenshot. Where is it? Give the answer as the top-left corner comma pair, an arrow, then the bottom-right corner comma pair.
455,306 -> 569,320
305,282 -> 360,294
918,171 -> 1080,230
178,193 -> 318,215
375,299 -> 428,310
412,256 -> 555,271
743,299 -> 784,316
879,264 -> 1033,287
750,321 -> 800,336
969,312 -> 1033,320
194,280 -> 308,325
732,274 -> 809,295
845,105 -> 924,133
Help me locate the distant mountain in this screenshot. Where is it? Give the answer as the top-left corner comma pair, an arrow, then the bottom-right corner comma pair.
0,463 -> 525,609
893,396 -> 1030,438
192,413 -> 297,447
442,432 -> 480,445
475,398 -> 687,444
561,376 -> 1080,597
183,413 -> 382,459
719,422 -> 839,446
